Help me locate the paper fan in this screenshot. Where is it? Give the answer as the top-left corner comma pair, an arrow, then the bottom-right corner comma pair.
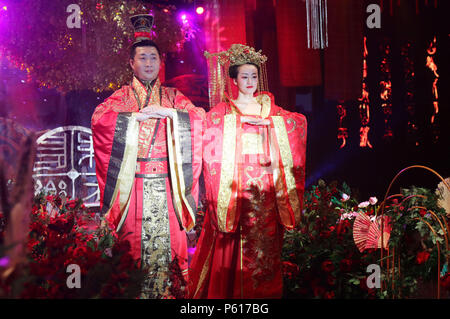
353,213 -> 371,252
353,214 -> 392,252
366,216 -> 392,250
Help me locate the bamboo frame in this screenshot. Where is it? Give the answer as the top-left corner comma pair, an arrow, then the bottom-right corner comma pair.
377,165 -> 450,298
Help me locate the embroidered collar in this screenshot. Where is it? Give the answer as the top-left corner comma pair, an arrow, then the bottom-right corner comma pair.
225,93 -> 271,118
131,76 -> 161,110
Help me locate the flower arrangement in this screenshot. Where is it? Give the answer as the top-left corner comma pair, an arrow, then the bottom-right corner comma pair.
378,184 -> 449,298
0,193 -> 145,298
282,179 -> 450,299
282,180 -> 380,298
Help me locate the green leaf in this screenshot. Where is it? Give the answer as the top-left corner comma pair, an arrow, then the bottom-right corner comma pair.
348,278 -> 360,285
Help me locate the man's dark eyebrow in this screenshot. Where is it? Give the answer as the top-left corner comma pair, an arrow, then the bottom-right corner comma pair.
138,52 -> 158,57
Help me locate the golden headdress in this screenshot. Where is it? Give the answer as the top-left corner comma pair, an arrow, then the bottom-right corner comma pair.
204,44 -> 269,108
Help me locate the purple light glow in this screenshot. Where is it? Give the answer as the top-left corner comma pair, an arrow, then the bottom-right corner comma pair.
0,256 -> 10,267
179,12 -> 189,24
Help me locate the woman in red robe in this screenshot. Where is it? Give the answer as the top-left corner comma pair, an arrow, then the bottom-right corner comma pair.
189,44 -> 307,298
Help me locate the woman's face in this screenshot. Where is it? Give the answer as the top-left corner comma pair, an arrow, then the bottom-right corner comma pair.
234,64 -> 258,95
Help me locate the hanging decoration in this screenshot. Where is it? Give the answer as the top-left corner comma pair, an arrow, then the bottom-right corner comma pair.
336,101 -> 348,149
379,0 -> 439,15
358,37 -> 372,148
0,1 -> 185,93
426,36 -> 439,143
305,0 -> 328,49
379,39 -> 393,141
401,42 -> 419,146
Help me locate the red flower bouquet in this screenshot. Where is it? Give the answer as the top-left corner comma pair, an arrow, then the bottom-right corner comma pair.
0,193 -> 145,298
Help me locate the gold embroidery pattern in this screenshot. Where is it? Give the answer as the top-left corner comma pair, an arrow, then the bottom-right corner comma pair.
272,116 -> 301,225
286,118 -> 297,134
244,166 -> 267,192
211,112 -> 221,125
145,118 -> 167,158
242,133 -> 264,155
138,120 -> 157,158
116,115 -> 140,232
92,88 -> 137,124
192,229 -> 216,298
255,94 -> 271,118
216,114 -> 237,232
240,178 -> 278,290
140,178 -> 172,299
207,159 -> 221,176
134,78 -> 162,158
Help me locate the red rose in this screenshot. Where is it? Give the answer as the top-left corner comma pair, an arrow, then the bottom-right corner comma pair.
282,261 -> 299,279
112,240 -> 131,255
101,283 -> 121,298
72,246 -> 88,259
118,253 -> 136,271
320,226 -> 335,239
65,199 -> 78,210
336,220 -> 351,236
416,251 -> 430,264
321,260 -> 334,273
324,291 -> 335,299
312,285 -> 326,298
20,282 -> 47,298
327,275 -> 336,286
340,259 -> 352,272
112,272 -> 130,281
441,274 -> 450,290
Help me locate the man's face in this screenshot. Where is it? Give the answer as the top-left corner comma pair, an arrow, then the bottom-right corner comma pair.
130,46 -> 161,82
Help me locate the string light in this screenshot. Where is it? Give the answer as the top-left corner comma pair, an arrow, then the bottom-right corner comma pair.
0,1 -> 186,93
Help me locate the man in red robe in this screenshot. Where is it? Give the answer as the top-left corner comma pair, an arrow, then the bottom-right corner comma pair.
91,14 -> 204,298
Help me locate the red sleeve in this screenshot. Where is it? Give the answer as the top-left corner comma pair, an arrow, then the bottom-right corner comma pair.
172,87 -> 206,213
91,93 -> 127,228
277,107 -> 308,218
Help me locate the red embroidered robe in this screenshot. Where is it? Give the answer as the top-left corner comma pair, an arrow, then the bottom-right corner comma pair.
91,77 -> 205,298
189,92 -> 307,299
